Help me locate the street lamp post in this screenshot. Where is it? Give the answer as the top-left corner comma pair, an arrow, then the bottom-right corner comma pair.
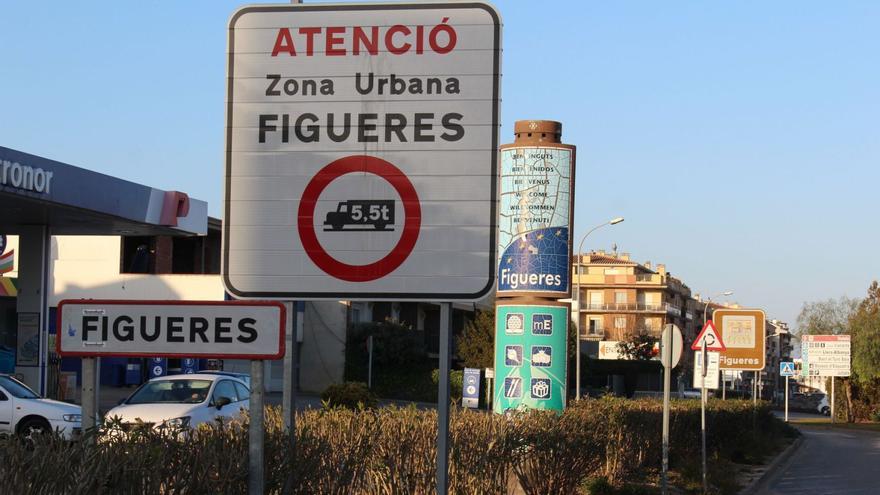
574,217 -> 624,400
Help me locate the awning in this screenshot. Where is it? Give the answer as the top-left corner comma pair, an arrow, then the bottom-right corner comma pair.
1,146 -> 207,236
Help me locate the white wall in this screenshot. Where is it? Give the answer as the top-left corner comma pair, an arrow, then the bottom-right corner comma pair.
49,236 -> 225,304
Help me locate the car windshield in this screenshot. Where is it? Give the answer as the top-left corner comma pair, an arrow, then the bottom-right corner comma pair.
125,379 -> 212,405
0,375 -> 40,399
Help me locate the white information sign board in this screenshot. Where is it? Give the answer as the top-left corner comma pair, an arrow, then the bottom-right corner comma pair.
693,351 -> 720,389
223,3 -> 501,300
801,335 -> 851,377
57,300 -> 285,359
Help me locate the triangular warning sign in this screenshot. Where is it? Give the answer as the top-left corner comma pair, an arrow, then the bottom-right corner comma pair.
691,320 -> 727,351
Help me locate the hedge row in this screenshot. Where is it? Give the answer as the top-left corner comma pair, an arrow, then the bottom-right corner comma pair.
0,398 -> 790,494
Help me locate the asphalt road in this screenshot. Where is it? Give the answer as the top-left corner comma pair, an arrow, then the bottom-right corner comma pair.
758,424 -> 880,494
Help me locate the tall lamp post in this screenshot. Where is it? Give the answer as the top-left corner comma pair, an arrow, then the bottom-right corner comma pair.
574,217 -> 624,400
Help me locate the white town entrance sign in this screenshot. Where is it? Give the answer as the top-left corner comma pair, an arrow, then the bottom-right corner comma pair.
223,3 -> 501,300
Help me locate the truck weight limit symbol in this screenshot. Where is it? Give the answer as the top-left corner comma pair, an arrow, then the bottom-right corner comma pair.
297,155 -> 421,282
324,200 -> 395,232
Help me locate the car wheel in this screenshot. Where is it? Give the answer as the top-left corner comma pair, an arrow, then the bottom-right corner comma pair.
18,418 -> 51,442
821,406 -> 831,416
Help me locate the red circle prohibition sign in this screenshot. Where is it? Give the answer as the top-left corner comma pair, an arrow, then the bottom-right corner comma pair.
297,155 -> 421,282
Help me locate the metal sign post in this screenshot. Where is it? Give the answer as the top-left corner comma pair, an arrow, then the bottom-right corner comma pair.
660,323 -> 683,495
80,357 -> 97,440
249,360 -> 265,495
367,335 -> 374,389
779,361 -> 795,423
701,338 -> 708,495
662,325 -> 672,495
437,302 -> 452,494
831,377 -> 835,424
785,375 -> 789,422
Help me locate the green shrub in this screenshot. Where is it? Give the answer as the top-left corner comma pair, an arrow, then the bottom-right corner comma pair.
456,309 -> 495,369
320,382 -> 377,410
431,369 -> 463,401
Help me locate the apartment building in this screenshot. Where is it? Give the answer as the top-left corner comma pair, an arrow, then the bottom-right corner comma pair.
572,251 -> 696,345
765,319 -> 793,399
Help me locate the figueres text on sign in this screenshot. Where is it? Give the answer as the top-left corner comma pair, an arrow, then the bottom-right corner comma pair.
76,314 -> 258,344
57,300 -> 285,359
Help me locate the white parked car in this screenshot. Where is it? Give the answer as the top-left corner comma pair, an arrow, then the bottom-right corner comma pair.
105,373 -> 250,432
817,395 -> 831,416
0,374 -> 82,439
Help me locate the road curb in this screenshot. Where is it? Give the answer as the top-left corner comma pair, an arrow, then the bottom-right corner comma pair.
739,434 -> 804,495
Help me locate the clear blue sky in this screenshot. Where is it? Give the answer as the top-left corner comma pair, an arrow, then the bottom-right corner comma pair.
2,1 -> 878,326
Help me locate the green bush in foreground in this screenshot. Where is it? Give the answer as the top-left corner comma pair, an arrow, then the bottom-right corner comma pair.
0,398 -> 792,494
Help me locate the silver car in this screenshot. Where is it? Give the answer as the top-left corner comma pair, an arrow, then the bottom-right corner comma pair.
105,373 -> 250,432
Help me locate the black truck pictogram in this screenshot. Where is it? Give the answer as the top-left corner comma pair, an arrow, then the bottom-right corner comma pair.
324,200 -> 395,231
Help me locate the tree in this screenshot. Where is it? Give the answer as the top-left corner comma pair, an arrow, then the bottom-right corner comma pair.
456,309 -> 495,369
795,296 -> 858,337
617,333 -> 659,361
850,281 -> 880,383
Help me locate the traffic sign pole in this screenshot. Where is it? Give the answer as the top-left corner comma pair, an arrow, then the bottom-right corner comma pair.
248,360 -> 265,495
831,377 -> 835,424
701,338 -> 708,495
784,375 -> 789,423
661,324 -> 674,495
437,302 -> 452,494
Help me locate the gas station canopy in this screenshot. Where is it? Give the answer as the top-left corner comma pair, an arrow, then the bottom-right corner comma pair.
0,146 -> 207,236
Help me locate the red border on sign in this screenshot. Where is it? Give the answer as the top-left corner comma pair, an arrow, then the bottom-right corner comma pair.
297,155 -> 422,282
55,299 -> 286,359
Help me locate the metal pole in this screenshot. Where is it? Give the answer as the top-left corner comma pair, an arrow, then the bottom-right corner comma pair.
784,375 -> 789,423
830,377 -> 835,424
753,371 -> 757,406
437,302 -> 452,494
249,360 -> 265,495
701,338 -> 707,495
81,357 -> 97,441
661,325 -> 672,495
573,219 -> 622,400
367,335 -> 373,389
282,302 -> 295,428
722,372 -> 726,400
575,258 -> 581,400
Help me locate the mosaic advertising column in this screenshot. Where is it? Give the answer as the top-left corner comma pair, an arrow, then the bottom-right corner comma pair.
494,120 -> 575,414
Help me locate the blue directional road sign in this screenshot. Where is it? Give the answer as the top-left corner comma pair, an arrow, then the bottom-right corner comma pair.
182,358 -> 198,374
149,357 -> 167,379
779,361 -> 796,377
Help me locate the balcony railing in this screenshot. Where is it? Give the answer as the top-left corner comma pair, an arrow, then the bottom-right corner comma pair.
585,326 -> 663,339
580,302 -> 679,314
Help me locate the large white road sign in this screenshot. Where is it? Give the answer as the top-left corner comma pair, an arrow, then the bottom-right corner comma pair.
802,334 -> 851,377
223,3 -> 501,300
57,300 -> 286,359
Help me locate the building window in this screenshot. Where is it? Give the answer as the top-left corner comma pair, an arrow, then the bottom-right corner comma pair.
614,317 -> 626,329
615,291 -> 627,304
120,236 -> 154,273
604,268 -> 620,275
588,317 -> 603,333
120,220 -> 221,275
